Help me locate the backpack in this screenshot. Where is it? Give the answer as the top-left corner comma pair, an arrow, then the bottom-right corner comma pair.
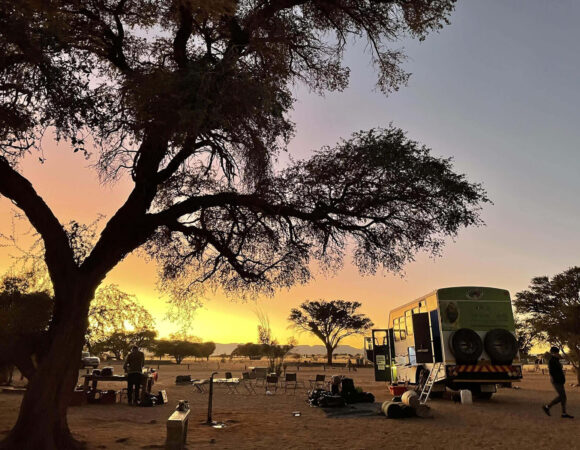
340,378 -> 356,395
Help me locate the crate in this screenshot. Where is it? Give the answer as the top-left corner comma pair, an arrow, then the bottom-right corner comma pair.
389,385 -> 408,396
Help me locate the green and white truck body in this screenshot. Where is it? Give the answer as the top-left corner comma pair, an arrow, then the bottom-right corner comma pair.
369,286 -> 522,398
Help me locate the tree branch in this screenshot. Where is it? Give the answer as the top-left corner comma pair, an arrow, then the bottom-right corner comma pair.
0,157 -> 76,283
173,4 -> 194,69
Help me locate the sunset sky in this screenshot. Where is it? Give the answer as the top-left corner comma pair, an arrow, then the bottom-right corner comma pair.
1,0 -> 579,348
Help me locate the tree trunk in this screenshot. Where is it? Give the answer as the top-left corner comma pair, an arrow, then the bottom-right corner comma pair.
326,345 -> 333,365
1,289 -> 92,450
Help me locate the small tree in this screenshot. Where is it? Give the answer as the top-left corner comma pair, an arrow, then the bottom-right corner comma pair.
87,285 -> 155,353
153,340 -> 200,365
514,267 -> 580,384
232,343 -> 264,359
92,329 -> 157,360
198,342 -> 216,361
289,300 -> 373,364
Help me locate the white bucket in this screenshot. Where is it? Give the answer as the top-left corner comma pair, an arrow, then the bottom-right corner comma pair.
460,389 -> 472,405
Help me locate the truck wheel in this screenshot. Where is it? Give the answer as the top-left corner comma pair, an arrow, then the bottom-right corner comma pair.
484,329 -> 518,364
449,328 -> 483,364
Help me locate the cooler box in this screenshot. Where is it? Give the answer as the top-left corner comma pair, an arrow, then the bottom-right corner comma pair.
389,385 -> 408,396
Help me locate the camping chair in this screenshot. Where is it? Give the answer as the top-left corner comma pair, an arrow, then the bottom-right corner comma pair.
253,367 -> 268,386
265,375 -> 278,393
309,374 -> 326,389
224,372 -> 239,394
241,372 -> 256,394
192,379 -> 208,393
282,373 -> 298,394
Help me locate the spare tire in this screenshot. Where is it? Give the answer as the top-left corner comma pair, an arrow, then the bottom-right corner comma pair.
484,329 -> 518,364
449,328 -> 483,364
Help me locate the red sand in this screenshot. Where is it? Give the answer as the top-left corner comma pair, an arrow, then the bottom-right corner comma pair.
0,361 -> 578,449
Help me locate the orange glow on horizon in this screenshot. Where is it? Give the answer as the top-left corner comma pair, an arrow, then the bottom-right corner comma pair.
0,135 -> 545,349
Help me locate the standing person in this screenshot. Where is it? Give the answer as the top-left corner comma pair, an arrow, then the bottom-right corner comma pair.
542,346 -> 574,419
124,345 -> 145,406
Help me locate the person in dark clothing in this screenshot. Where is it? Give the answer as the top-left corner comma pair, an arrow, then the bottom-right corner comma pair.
124,345 -> 145,405
542,346 -> 574,419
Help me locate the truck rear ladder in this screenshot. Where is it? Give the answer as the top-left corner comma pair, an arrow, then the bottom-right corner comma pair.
419,362 -> 443,405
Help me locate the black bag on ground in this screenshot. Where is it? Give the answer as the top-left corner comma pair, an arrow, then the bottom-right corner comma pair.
317,395 -> 346,408
139,393 -> 158,407
100,367 -> 113,376
362,392 -> 375,403
308,389 -> 346,408
308,388 -> 328,404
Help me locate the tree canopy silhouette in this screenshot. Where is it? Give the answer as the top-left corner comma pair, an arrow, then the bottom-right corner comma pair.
0,271 -> 154,376
289,299 -> 373,364
514,267 -> 580,384
87,284 -> 155,353
0,1 -> 489,448
0,278 -> 52,380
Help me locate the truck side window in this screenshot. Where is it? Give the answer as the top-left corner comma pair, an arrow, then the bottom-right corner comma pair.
405,310 -> 413,336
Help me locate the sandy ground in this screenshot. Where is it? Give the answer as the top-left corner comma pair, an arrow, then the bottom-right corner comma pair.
0,361 -> 578,449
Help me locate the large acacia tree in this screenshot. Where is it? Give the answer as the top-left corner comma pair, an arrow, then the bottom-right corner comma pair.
514,267 -> 580,384
289,300 -> 373,364
0,1 -> 488,448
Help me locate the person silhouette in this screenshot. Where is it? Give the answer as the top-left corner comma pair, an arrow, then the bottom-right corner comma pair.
124,345 -> 145,406
542,347 -> 574,419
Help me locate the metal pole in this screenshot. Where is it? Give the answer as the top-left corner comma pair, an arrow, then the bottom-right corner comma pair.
206,372 -> 218,425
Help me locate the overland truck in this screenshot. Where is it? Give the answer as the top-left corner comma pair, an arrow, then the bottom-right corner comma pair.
367,286 -> 522,399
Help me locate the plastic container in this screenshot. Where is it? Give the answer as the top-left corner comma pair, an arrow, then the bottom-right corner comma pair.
389,385 -> 408,396
460,389 -> 472,405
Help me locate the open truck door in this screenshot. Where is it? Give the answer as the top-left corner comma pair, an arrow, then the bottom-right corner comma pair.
371,329 -> 393,382
412,312 -> 434,364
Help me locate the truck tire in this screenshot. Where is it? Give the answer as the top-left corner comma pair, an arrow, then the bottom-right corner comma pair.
449,328 -> 483,364
484,329 -> 518,364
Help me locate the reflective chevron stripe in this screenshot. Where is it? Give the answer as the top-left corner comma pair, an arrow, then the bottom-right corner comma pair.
446,365 -> 522,377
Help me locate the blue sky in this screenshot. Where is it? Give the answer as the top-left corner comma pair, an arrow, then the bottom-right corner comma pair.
289,0 -> 580,288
